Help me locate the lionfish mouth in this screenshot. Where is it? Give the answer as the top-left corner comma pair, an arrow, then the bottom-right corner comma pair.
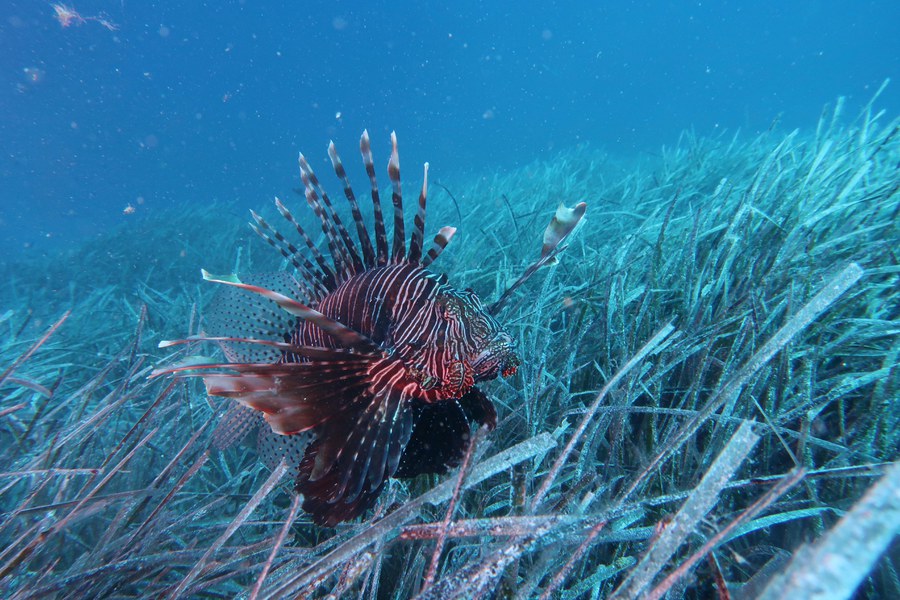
473,334 -> 519,381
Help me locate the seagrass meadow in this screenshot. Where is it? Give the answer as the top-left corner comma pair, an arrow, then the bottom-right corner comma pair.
1,93 -> 898,599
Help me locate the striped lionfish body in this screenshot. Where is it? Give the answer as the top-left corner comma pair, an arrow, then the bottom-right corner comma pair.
158,131 -> 584,526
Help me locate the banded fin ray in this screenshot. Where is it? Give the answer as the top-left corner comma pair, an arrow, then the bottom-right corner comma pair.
264,200 -> 337,291
328,140 -> 376,269
422,226 -> 456,269
408,162 -> 429,264
298,153 -> 364,274
360,130 -> 390,266
388,131 -> 406,262
298,362 -> 415,526
299,155 -> 357,281
489,201 -> 587,315
248,213 -> 329,301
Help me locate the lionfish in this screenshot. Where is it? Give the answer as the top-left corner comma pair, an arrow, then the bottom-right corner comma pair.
157,131 -> 585,526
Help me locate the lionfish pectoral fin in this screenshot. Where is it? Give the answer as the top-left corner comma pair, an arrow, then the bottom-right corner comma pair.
200,269 -> 381,354
297,358 -> 416,525
203,357 -> 375,435
149,354 -> 218,378
488,202 -> 587,315
156,344 -> 377,436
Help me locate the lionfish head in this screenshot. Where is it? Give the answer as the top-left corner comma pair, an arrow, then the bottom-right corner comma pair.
440,287 -> 520,384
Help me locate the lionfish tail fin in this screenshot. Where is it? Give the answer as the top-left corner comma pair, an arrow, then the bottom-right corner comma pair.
489,201 -> 587,315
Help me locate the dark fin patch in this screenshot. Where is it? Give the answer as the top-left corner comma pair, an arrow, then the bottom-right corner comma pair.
297,435 -> 386,527
296,358 -> 414,526
408,162 -> 429,264
458,386 -> 498,430
388,132 -> 405,262
395,399 -> 469,479
328,140 -> 376,268
395,387 -> 496,479
360,130 -> 389,266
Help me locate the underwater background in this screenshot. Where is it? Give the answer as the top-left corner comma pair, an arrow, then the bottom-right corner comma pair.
2,1 -> 899,250
1,2 -> 899,599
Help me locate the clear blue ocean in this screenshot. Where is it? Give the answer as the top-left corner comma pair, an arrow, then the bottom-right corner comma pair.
1,2 -> 898,251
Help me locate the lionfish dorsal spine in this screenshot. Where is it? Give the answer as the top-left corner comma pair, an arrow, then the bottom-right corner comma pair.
298,154 -> 360,280
249,208 -> 329,300
328,141 -> 376,269
271,198 -> 336,291
408,162 -> 429,264
422,226 -> 456,268
360,130 -> 390,266
299,153 -> 366,275
387,131 -> 405,263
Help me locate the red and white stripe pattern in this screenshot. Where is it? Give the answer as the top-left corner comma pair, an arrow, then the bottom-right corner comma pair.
158,131 -> 520,526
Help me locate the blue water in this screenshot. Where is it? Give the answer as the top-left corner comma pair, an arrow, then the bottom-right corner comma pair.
1,1 -> 898,253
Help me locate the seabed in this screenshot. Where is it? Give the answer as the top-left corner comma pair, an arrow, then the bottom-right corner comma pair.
1,93 -> 898,599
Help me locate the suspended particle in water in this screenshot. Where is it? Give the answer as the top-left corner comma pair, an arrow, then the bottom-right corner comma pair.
23,67 -> 45,84
51,3 -> 118,31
